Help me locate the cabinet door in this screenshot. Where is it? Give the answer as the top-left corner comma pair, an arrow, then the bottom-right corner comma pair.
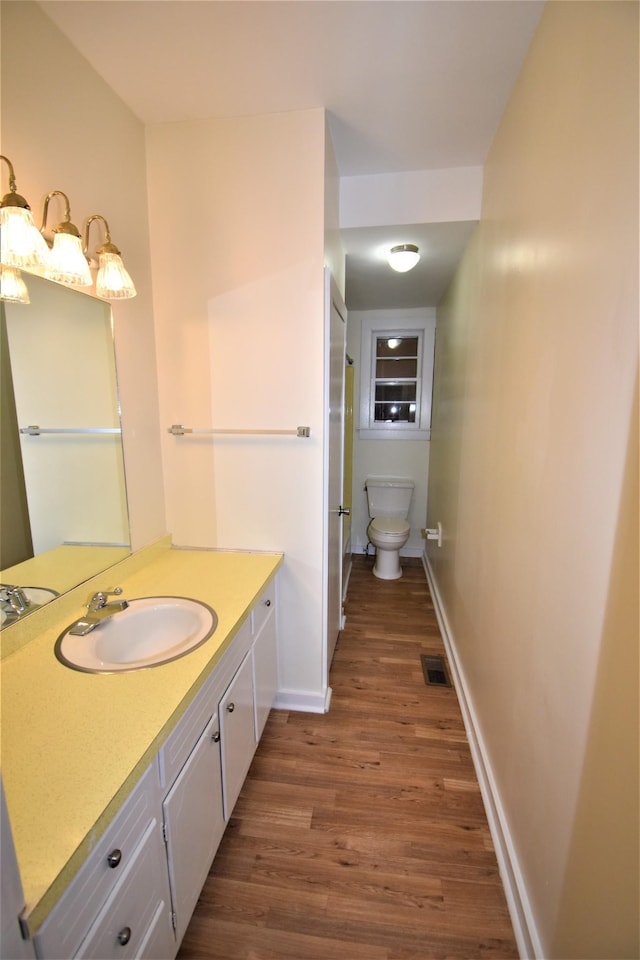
162,714 -> 224,947
219,651 -> 256,819
253,603 -> 278,740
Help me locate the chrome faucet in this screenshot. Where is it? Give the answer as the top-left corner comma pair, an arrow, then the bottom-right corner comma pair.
0,585 -> 31,617
68,587 -> 129,636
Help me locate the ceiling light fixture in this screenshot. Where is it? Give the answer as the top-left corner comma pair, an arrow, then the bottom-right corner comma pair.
84,214 -> 136,300
41,190 -> 92,287
0,155 -> 50,269
388,243 -> 420,273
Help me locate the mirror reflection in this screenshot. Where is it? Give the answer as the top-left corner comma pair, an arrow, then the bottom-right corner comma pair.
0,273 -> 130,628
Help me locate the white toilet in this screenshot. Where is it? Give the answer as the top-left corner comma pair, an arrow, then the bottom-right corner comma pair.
365,477 -> 414,580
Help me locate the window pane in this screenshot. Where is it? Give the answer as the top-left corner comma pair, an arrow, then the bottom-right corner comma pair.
376,358 -> 418,379
375,383 -> 417,403
374,402 -> 416,423
376,337 -> 418,359
374,382 -> 417,423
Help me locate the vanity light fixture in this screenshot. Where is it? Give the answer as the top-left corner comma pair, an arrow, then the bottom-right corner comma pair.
0,155 -> 50,269
0,264 -> 30,304
40,190 -> 92,287
388,243 -> 420,273
84,214 -> 136,300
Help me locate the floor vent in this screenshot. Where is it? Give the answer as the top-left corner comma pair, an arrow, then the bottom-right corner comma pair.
421,654 -> 451,687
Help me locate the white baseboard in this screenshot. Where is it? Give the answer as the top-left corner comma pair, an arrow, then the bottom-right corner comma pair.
422,552 -> 542,960
273,686 -> 332,714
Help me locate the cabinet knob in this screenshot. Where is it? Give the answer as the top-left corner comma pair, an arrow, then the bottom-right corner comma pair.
264,599 -> 271,607
117,926 -> 131,946
226,702 -> 235,713
212,730 -> 220,742
106,849 -> 122,869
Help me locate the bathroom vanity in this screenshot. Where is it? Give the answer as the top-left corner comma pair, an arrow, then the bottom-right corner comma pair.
0,543 -> 282,959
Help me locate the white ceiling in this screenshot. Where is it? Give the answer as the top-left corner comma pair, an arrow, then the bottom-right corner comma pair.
38,0 -> 544,309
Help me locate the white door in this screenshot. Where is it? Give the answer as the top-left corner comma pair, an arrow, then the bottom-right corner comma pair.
325,270 -> 347,676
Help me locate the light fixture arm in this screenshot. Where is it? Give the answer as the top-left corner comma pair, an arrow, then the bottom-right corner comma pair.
0,154 -> 32,211
40,189 -> 82,239
84,214 -> 121,257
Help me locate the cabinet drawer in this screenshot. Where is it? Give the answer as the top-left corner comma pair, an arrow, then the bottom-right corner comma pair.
73,818 -> 173,959
251,581 -> 275,637
34,766 -> 157,960
158,688 -> 215,792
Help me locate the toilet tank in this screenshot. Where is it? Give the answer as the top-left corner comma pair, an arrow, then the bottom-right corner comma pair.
365,477 -> 414,518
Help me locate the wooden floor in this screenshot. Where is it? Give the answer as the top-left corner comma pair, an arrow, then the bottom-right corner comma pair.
178,557 -> 518,960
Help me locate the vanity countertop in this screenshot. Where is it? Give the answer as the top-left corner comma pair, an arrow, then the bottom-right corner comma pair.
0,545 -> 283,932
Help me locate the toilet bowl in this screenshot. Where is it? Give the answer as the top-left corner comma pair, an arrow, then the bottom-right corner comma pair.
367,517 -> 411,580
365,477 -> 414,580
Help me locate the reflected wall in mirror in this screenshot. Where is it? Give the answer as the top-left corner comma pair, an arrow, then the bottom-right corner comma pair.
0,272 -> 130,629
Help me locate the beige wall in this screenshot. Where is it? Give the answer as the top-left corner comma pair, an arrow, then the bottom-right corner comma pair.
0,1 -> 166,552
145,109 -> 332,705
427,3 -> 639,957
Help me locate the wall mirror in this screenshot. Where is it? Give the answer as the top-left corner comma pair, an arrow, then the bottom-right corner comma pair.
0,271 -> 130,629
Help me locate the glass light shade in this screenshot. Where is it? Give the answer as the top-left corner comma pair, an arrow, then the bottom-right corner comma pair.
0,206 -> 50,269
388,244 -> 420,273
96,251 -> 136,299
0,264 -> 30,303
47,232 -> 92,286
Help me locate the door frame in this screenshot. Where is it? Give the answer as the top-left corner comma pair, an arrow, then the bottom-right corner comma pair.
321,268 -> 347,704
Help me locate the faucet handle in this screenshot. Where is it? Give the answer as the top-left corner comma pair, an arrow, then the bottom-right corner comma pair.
87,587 -> 123,611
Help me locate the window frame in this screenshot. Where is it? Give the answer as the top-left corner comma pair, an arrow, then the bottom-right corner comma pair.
359,312 -> 435,441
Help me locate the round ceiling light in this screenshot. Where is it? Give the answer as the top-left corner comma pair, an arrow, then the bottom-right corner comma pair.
388,243 -> 420,273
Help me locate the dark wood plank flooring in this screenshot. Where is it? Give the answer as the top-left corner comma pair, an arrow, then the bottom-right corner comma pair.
178,556 -> 518,959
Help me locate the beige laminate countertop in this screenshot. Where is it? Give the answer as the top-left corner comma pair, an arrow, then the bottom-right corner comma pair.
0,545 -> 283,932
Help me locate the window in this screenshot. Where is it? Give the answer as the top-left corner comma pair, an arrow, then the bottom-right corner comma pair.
359,311 -> 435,440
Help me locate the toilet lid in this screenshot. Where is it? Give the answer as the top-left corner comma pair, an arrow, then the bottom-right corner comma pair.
369,517 -> 410,536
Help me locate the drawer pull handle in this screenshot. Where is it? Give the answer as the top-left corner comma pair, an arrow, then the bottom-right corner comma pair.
106,849 -> 122,869
212,730 -> 220,742
264,599 -> 271,607
227,702 -> 235,713
117,926 -> 131,946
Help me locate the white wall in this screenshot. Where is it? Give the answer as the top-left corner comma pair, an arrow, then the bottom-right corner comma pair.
347,308 -> 431,557
146,109 -> 333,709
340,166 -> 483,229
427,3 -> 639,956
1,1 -> 166,553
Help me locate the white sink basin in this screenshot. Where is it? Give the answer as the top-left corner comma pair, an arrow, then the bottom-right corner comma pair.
55,597 -> 217,673
23,586 -> 60,606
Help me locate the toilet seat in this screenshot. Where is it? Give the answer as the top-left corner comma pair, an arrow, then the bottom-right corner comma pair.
369,517 -> 410,539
